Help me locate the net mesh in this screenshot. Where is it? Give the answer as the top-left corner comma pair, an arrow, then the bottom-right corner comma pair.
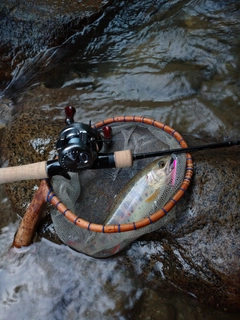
50,123 -> 186,257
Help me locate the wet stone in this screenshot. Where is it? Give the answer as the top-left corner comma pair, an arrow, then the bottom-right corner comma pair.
1,111 -> 64,242
0,0 -> 113,87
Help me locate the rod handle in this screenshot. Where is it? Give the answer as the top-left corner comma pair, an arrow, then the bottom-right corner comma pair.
0,161 -> 48,184
114,150 -> 133,168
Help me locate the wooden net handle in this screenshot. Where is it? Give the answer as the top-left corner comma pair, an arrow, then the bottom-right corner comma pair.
13,179 -> 49,248
0,161 -> 48,184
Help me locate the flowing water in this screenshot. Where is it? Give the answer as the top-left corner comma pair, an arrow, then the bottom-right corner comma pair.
0,0 -> 240,319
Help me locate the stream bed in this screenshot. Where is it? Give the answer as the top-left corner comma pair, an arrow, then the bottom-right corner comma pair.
0,0 -> 240,319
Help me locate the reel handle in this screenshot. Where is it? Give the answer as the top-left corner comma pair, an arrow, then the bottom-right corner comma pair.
65,105 -> 76,125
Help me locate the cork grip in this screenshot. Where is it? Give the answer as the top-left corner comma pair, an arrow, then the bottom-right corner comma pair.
114,150 -> 133,168
0,161 -> 48,184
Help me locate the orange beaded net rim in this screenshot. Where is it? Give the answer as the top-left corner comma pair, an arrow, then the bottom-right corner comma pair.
45,116 -> 193,233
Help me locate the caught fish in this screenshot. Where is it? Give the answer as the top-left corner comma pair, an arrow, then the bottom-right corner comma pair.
90,154 -> 175,257
105,155 -> 174,225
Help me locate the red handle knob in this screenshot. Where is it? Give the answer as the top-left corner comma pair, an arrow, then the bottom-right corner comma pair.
65,106 -> 76,125
102,126 -> 112,139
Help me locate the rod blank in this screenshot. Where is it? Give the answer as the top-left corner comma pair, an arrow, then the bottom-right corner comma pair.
133,140 -> 240,161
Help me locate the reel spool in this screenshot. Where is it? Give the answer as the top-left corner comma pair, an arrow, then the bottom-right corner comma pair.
56,106 -> 103,172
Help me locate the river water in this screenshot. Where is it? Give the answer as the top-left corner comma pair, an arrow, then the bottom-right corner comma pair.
0,0 -> 240,319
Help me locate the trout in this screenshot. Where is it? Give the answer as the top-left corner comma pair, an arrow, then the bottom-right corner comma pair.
106,155 -> 174,225
89,155 -> 175,257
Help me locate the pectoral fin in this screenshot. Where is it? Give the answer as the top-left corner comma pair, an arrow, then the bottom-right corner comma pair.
145,189 -> 159,203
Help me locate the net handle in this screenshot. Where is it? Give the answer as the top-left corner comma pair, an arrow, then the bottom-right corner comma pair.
13,179 -> 49,247
48,116 -> 193,233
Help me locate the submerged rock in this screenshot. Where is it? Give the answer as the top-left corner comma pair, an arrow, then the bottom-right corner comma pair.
0,0 -> 113,91
1,113 -> 240,312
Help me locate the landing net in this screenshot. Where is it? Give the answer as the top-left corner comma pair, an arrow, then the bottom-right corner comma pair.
48,116 -> 193,257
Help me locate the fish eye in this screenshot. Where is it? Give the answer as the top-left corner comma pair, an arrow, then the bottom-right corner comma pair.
158,160 -> 165,168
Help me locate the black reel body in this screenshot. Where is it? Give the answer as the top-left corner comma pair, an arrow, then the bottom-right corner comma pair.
56,122 -> 103,172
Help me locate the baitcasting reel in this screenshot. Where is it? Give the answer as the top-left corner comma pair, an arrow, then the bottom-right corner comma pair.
56,106 -> 104,172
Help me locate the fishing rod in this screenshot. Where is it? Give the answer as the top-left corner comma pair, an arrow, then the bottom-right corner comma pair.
0,106 -> 239,184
